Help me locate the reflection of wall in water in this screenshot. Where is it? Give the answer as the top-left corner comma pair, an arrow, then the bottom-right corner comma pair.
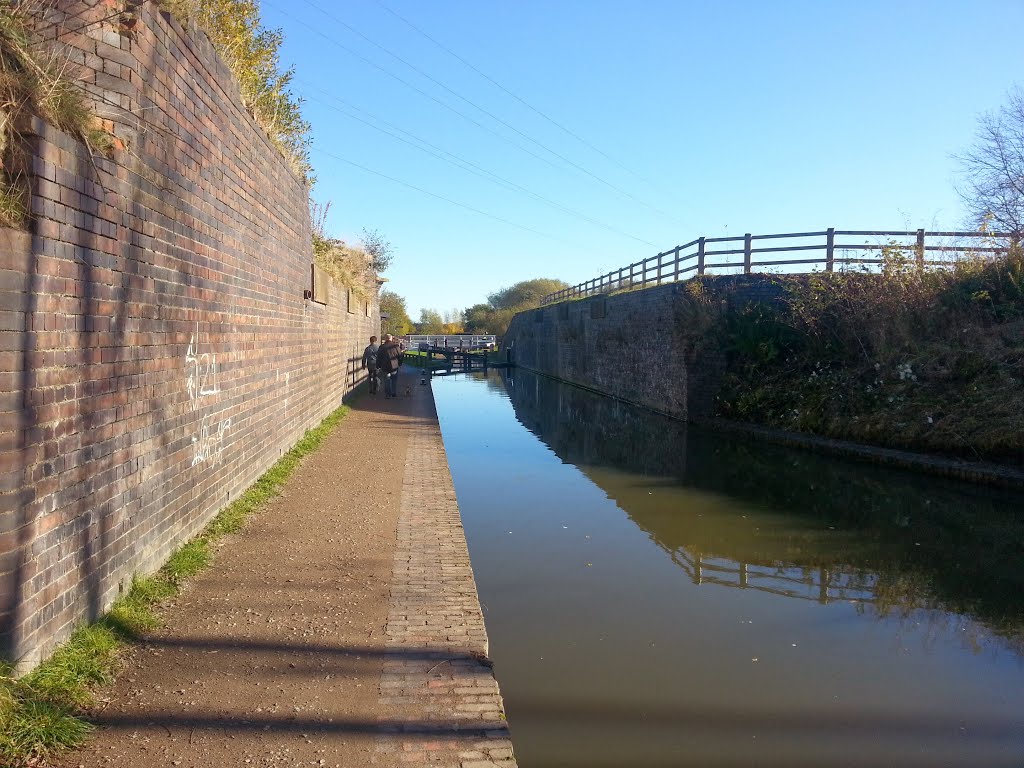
500,369 -> 1024,639
502,368 -> 688,480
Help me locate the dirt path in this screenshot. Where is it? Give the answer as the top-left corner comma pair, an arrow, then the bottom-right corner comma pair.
52,369 -> 516,768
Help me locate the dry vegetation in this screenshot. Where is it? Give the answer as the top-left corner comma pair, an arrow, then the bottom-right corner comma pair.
700,247 -> 1024,463
309,200 -> 385,296
157,0 -> 311,182
0,1 -> 117,227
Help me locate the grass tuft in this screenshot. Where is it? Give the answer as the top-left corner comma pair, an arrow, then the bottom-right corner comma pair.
0,404 -> 350,767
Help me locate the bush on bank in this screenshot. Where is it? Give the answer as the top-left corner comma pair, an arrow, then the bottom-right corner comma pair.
706,246 -> 1024,463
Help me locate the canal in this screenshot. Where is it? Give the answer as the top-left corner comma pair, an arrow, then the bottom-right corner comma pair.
431,368 -> 1024,768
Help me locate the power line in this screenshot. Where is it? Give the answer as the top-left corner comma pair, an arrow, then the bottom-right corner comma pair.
312,147 -> 588,250
263,2 -> 591,180
372,0 -> 678,199
299,82 -> 656,247
287,0 -> 683,225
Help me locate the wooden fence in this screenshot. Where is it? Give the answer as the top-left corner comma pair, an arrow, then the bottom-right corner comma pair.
671,550 -> 878,607
541,228 -> 1016,305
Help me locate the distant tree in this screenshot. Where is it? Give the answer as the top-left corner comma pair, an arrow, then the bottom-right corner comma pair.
441,308 -> 464,334
467,278 -> 569,335
463,303 -> 493,333
417,308 -> 445,334
380,290 -> 412,336
486,308 -> 520,337
360,227 -> 394,273
448,278 -> 568,337
488,278 -> 569,311
957,87 -> 1024,238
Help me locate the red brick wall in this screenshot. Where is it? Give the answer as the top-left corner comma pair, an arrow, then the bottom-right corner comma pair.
0,1 -> 379,669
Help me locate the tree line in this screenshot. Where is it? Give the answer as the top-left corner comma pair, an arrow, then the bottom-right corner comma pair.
381,278 -> 568,338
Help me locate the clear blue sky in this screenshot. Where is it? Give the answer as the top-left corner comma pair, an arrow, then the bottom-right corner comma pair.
260,0 -> 1024,320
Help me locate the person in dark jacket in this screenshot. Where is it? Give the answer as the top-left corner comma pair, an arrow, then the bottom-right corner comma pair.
361,335 -> 379,394
375,334 -> 402,398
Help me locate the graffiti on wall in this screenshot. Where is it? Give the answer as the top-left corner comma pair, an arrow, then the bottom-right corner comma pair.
186,322 -> 231,466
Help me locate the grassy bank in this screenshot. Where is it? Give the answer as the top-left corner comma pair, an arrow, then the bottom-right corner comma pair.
0,405 -> 350,767
707,247 -> 1023,463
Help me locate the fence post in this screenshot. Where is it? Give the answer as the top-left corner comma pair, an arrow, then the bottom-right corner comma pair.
825,227 -> 835,273
915,228 -> 925,269
673,245 -> 681,282
657,252 -> 664,285
697,237 -> 706,275
744,233 -> 753,274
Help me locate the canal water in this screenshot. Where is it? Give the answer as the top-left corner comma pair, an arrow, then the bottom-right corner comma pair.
430,368 -> 1024,768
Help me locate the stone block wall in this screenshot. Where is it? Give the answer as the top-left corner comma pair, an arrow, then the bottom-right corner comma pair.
503,275 -> 792,421
504,284 -> 689,418
0,2 -> 379,669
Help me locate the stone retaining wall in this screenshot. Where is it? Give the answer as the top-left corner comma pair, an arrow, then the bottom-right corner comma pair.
503,276 -> 787,420
0,2 -> 378,669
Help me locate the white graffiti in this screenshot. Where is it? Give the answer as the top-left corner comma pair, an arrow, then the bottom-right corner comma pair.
186,322 -> 220,409
192,414 -> 233,466
186,322 -> 231,466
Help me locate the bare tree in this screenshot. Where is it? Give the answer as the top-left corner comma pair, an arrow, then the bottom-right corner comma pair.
360,227 -> 394,273
957,87 -> 1024,238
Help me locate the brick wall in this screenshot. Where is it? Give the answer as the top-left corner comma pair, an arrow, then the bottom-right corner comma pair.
0,2 -> 379,669
503,275 -> 792,421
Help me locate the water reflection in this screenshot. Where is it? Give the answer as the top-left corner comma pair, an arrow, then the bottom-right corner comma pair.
433,369 -> 1024,767
500,367 -> 1024,645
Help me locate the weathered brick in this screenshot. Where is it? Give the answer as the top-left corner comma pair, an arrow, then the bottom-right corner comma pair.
1,1 -> 380,670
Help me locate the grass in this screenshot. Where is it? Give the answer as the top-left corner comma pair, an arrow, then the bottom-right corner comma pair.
0,176 -> 27,228
1,2 -> 120,228
0,404 -> 350,767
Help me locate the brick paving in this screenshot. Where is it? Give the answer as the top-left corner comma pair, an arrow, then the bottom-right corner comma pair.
50,370 -> 518,768
373,415 -> 517,767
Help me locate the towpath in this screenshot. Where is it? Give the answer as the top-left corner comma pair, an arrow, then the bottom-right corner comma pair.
53,368 -> 517,768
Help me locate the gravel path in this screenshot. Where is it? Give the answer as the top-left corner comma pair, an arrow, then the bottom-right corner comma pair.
53,368 -> 516,768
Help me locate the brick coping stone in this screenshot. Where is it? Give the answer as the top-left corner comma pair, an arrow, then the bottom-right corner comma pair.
372,398 -> 518,768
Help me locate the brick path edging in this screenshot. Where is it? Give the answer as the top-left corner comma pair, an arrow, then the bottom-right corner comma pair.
374,415 -> 518,767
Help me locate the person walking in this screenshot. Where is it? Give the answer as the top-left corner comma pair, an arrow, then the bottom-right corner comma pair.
361,335 -> 380,394
375,334 -> 402,398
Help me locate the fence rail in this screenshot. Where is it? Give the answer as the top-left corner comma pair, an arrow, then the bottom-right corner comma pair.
540,227 -> 1017,305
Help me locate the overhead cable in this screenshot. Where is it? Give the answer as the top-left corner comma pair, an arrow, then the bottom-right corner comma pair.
312,147 -> 589,250
289,0 -> 683,225
372,0 -> 678,200
300,83 -> 656,247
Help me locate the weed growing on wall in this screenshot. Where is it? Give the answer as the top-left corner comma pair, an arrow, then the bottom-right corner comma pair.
0,2 -> 114,226
159,0 -> 312,182
310,199 -> 379,295
713,248 -> 1024,462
